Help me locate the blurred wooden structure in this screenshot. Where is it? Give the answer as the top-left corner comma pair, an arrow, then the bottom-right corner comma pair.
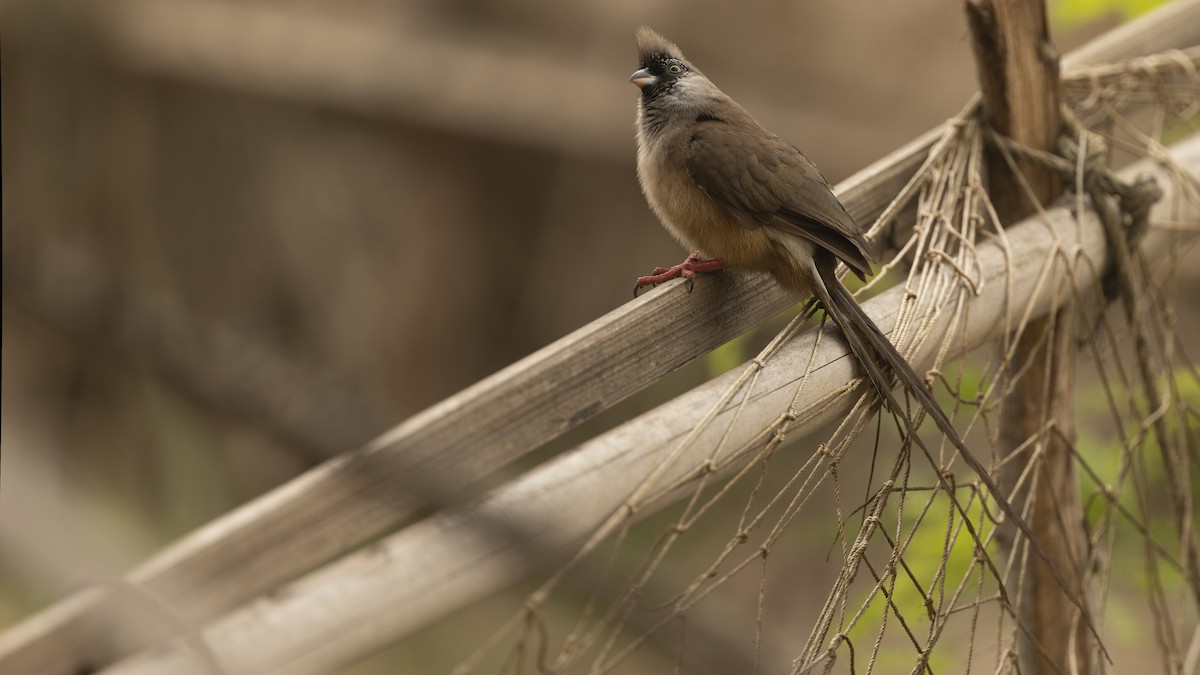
2,0 -> 1199,673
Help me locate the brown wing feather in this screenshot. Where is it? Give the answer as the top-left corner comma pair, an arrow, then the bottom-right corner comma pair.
685,122 -> 874,280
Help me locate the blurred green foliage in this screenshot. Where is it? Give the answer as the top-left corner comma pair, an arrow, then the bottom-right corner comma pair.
844,493 -> 997,671
839,360 -> 1198,667
1051,0 -> 1166,26
706,329 -> 759,378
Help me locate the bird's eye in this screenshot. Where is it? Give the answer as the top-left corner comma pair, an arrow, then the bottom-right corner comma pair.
668,63 -> 683,74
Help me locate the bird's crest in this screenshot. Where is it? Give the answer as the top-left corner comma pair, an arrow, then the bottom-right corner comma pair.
635,26 -> 686,66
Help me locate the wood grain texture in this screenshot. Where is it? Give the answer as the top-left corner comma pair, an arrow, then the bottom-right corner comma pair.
98,137 -> 1200,675
2,3 -> 1199,673
967,0 -> 1089,672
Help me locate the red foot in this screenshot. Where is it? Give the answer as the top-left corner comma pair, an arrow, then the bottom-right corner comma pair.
634,252 -> 726,296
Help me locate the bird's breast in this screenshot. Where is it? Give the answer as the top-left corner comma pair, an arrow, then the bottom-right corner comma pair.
637,148 -> 718,247
636,142 -> 797,280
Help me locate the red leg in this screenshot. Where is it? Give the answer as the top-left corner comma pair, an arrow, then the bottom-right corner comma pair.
634,251 -> 726,296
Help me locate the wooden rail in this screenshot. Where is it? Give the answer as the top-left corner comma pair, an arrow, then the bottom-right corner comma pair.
101,134 -> 1200,675
1,1 -> 1198,673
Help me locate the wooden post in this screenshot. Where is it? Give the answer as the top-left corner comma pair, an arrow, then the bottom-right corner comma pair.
965,1 -> 1092,673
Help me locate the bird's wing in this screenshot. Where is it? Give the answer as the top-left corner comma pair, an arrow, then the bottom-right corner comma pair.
684,121 -> 874,280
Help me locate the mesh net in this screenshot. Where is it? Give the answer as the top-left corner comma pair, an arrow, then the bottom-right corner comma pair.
453,48 -> 1200,675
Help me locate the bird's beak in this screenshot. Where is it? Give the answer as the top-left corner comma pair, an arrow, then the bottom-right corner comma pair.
629,68 -> 656,89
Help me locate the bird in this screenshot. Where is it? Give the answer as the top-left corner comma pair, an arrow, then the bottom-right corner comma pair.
628,26 -> 1081,604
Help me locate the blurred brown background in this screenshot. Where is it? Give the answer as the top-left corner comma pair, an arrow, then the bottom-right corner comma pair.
1,0 -> 1137,671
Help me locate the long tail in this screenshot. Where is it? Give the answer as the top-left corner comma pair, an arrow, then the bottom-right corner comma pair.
810,252 -> 1088,617
812,256 -> 997,500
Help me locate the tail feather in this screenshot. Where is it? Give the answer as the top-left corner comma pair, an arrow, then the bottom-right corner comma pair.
814,260 -> 987,483
810,252 -> 1086,617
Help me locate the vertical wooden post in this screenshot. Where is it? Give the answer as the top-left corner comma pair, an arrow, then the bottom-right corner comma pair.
965,1 -> 1093,673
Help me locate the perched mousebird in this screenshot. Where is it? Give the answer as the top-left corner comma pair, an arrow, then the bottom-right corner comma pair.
628,27 -> 1072,593
629,26 -> 947,447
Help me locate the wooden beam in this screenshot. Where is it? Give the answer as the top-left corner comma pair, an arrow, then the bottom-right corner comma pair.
966,0 -> 1088,672
1,2 -> 1198,673
65,0 -> 895,161
97,137 -> 1200,675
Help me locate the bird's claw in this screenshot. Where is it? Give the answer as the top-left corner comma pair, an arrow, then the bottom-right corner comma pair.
632,252 -> 726,298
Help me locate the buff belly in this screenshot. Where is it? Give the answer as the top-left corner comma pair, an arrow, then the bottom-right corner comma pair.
638,154 -> 817,294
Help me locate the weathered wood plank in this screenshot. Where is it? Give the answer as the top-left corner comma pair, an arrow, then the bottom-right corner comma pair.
100,136 -> 1200,675
967,0 -> 1090,671
2,2 -> 1198,672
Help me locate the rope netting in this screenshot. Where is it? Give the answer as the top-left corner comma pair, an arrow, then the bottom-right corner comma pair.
454,49 -> 1200,675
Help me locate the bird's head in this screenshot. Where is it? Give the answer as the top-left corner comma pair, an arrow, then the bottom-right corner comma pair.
630,27 -> 703,100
